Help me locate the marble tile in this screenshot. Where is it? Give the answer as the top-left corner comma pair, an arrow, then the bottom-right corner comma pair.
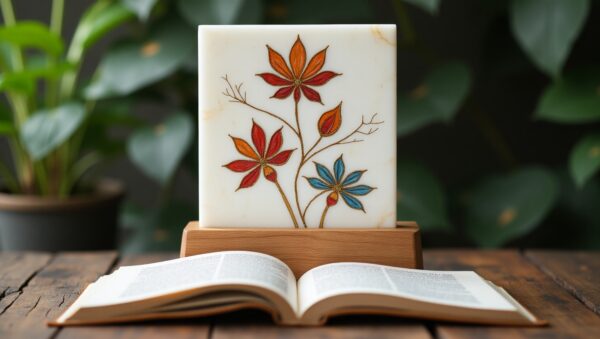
198,25 -> 396,228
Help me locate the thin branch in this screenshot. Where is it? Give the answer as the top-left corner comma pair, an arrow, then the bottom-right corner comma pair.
222,75 -> 298,136
304,113 -> 384,164
305,136 -> 322,158
301,189 -> 328,220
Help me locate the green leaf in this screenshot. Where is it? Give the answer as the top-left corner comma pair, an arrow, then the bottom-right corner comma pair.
509,0 -> 589,78
570,133 -> 600,188
535,68 -> 600,124
397,161 -> 451,231
0,103 -> 13,135
0,122 -> 14,135
403,0 -> 440,15
68,0 -> 134,62
464,167 -> 559,248
0,62 -> 74,94
397,62 -> 471,136
0,22 -> 63,56
127,112 -> 193,184
86,20 -> 194,99
20,102 -> 86,160
88,99 -> 142,127
0,42 -> 14,69
177,0 -> 263,25
122,0 -> 157,21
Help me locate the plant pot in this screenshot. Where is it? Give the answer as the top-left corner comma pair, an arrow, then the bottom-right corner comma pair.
0,179 -> 124,251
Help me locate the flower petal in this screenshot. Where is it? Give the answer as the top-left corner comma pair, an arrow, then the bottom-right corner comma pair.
237,166 -> 261,190
302,47 -> 327,80
263,165 -> 277,182
289,35 -> 306,79
341,191 -> 365,212
251,121 -> 266,157
268,149 -> 295,165
294,86 -> 301,102
333,155 -> 345,183
342,170 -> 366,186
300,85 -> 322,104
343,185 -> 374,196
327,191 -> 339,206
256,73 -> 292,86
230,136 -> 259,159
267,45 -> 293,79
224,160 -> 259,172
303,71 -> 340,86
314,162 -> 335,185
318,102 -> 342,137
272,86 -> 294,99
266,127 -> 283,158
306,177 -> 330,190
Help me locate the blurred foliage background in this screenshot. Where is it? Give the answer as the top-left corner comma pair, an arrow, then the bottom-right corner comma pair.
1,0 -> 599,251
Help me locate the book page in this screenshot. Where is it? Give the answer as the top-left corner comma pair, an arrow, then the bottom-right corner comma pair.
298,262 -> 516,314
78,251 -> 297,308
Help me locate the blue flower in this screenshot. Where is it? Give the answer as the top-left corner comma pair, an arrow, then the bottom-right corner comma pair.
305,155 -> 375,212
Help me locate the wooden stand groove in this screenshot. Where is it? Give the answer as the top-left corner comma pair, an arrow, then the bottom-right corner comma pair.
180,221 -> 422,277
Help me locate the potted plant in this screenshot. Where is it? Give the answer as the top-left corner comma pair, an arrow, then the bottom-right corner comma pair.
0,0 -> 184,251
0,0 -> 137,250
0,0 -> 197,251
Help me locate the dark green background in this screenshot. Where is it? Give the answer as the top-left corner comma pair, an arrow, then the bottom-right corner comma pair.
1,0 -> 599,251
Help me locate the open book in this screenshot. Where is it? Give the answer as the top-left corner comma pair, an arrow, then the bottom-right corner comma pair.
50,251 -> 544,326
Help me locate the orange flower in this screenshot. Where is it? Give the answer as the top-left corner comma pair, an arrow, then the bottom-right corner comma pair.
318,102 -> 342,137
257,35 -> 340,104
224,121 -> 295,190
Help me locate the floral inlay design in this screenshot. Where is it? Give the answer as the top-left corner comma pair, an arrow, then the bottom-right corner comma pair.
223,35 -> 383,228
257,36 -> 340,104
305,155 -> 375,227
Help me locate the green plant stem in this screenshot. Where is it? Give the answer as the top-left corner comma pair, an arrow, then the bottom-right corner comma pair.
319,205 -> 329,228
66,151 -> 101,193
274,180 -> 299,228
0,160 -> 19,193
1,0 -> 28,124
46,0 -> 64,108
0,0 -> 15,25
57,142 -> 71,197
50,0 -> 64,35
33,162 -> 48,196
9,138 -> 33,192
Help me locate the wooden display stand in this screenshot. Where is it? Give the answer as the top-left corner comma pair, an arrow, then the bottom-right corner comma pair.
180,221 -> 422,277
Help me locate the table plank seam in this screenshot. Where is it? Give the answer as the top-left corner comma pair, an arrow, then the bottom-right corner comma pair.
207,320 -> 215,339
523,251 -> 600,317
424,321 -> 438,339
0,291 -> 21,316
0,253 -> 54,316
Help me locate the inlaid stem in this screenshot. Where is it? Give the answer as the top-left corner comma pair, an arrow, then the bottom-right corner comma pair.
293,100 -> 308,227
274,180 -> 299,228
319,205 -> 330,228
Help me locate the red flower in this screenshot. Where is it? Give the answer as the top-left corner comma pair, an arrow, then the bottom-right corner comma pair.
257,35 -> 340,104
224,121 -> 295,190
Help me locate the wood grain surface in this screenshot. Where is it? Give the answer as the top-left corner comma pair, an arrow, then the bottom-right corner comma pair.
181,221 -> 423,277
525,250 -> 600,316
0,250 -> 598,338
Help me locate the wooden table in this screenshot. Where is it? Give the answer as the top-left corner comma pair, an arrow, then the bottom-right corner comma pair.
1,250 -> 599,338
